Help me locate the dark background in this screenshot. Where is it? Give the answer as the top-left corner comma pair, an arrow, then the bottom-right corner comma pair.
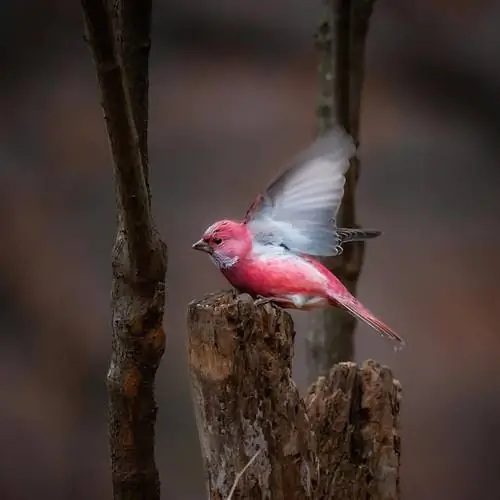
1,1 -> 499,499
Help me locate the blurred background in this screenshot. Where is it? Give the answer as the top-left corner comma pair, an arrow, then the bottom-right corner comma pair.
1,0 -> 499,498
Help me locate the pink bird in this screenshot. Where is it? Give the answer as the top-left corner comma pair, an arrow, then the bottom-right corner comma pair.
192,126 -> 404,346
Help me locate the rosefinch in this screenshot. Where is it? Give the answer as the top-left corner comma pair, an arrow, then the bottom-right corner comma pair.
193,126 -> 404,346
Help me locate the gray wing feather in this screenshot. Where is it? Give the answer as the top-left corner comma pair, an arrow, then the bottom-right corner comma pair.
247,126 -> 355,256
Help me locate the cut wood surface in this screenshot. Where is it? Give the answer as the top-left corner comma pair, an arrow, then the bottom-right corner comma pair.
188,291 -> 401,500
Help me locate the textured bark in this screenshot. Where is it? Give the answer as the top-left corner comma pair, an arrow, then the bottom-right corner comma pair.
111,0 -> 152,187
307,360 -> 402,499
188,290 -> 317,499
188,291 -> 401,499
307,0 -> 377,382
82,1 -> 167,499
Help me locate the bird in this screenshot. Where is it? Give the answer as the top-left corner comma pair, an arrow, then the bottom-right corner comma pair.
192,126 -> 404,346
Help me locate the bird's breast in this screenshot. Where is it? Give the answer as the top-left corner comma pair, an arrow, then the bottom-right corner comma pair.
221,252 -> 331,299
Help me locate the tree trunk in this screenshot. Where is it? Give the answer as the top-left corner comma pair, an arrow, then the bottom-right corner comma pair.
188,291 -> 401,500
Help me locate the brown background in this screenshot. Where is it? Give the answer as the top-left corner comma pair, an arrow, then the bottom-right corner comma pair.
1,1 -> 499,499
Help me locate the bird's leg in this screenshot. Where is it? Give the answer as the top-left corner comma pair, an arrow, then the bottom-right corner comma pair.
254,295 -> 302,309
254,296 -> 274,307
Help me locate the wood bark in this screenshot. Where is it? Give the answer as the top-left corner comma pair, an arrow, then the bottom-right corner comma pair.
307,0 -> 377,381
307,360 -> 401,499
81,1 -> 167,499
188,291 -> 401,499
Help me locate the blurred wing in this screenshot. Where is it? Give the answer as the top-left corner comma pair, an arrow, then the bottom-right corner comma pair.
246,126 -> 355,256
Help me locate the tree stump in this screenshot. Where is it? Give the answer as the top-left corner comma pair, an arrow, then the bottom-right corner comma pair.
187,291 -> 401,500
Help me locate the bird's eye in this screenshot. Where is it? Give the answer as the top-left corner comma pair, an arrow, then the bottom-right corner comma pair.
212,237 -> 222,245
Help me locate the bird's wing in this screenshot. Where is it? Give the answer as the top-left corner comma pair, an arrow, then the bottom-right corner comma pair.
245,125 -> 355,256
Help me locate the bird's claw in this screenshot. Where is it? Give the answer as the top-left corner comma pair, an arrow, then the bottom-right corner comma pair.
254,296 -> 273,307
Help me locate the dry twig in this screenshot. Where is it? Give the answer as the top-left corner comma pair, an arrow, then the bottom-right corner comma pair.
226,450 -> 262,500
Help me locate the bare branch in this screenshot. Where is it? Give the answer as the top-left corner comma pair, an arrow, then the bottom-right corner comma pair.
111,0 -> 152,187
307,0 -> 377,381
82,0 -> 153,275
81,1 -> 167,499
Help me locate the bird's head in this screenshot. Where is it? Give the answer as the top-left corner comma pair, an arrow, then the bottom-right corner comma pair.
192,219 -> 251,268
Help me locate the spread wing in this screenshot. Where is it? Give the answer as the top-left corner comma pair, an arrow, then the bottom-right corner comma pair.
245,125 -> 355,256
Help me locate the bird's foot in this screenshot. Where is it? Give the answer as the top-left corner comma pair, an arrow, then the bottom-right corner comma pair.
254,296 -> 274,307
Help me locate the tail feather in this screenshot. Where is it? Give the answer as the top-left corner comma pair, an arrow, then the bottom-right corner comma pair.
337,228 -> 381,244
333,294 -> 405,347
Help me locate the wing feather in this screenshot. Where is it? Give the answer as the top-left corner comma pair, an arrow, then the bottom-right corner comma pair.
246,126 -> 355,256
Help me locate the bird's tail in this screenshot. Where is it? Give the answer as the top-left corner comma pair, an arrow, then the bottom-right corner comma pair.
337,228 -> 381,244
331,293 -> 405,347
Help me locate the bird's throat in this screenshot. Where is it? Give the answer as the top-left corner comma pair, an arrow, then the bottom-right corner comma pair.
210,252 -> 239,270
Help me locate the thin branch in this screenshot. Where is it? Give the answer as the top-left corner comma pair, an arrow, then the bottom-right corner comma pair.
226,450 -> 262,500
307,0 -> 377,382
81,1 -> 167,499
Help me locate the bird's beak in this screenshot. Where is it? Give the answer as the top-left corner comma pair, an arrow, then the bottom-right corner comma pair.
192,239 -> 212,254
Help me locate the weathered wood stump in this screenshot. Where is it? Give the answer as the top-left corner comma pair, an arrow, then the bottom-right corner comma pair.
187,291 -> 401,500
